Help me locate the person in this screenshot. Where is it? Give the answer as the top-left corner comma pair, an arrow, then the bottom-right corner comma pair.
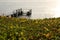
11,14 -> 14,17
18,9 -> 23,16
26,9 -> 32,16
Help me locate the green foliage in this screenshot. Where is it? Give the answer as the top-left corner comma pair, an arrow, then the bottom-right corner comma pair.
0,17 -> 60,40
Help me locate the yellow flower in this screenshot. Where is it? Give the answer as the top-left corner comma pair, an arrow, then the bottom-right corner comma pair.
23,38 -> 26,40
45,33 -> 50,38
21,32 -> 24,35
35,21 -> 38,24
43,33 -> 50,38
44,27 -> 49,31
10,26 -> 13,29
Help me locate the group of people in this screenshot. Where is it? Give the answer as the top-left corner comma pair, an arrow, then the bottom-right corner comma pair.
6,8 -> 32,18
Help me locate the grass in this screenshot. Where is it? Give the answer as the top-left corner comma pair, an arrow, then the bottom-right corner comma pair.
0,16 -> 60,40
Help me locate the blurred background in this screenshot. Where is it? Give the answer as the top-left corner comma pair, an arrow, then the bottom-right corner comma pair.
0,0 -> 60,19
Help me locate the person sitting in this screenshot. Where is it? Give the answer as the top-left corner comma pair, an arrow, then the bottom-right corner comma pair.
18,11 -> 23,16
26,11 -> 31,16
11,14 -> 14,17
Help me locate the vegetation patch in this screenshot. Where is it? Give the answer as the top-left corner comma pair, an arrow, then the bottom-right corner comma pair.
0,17 -> 60,40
